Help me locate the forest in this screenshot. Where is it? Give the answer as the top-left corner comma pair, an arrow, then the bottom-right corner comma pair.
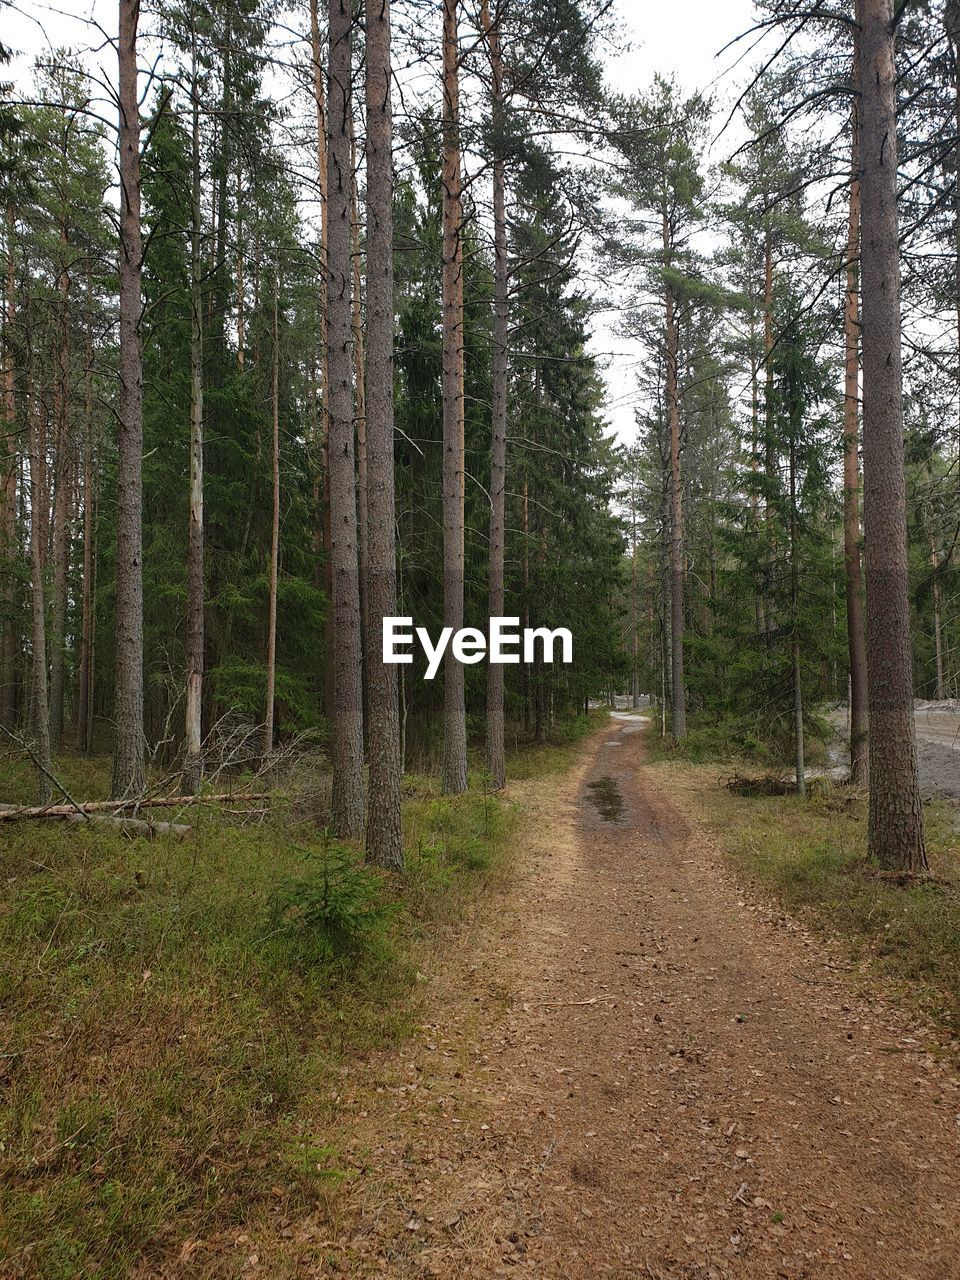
1,0 -> 960,1276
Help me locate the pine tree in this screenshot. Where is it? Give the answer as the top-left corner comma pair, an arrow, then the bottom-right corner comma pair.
364,0 -> 403,869
859,0 -> 927,872
327,0 -> 365,838
113,0 -> 146,799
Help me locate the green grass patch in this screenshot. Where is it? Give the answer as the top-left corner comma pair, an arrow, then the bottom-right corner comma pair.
650,759 -> 960,1034
0,732 -> 558,1279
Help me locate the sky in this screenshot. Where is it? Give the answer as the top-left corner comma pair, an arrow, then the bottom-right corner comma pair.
595,0 -> 758,444
3,0 -> 761,446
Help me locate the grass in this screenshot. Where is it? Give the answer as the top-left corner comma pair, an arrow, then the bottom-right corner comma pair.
0,718 -> 598,1279
645,749 -> 960,1036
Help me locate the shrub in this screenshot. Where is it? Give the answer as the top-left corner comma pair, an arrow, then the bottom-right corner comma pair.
272,835 -> 396,958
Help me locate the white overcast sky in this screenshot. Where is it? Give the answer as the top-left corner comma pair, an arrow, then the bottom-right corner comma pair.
3,0 -> 760,445
597,0 -> 758,443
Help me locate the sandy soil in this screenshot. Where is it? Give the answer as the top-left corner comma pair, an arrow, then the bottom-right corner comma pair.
912,704 -> 960,800
280,719 -> 960,1279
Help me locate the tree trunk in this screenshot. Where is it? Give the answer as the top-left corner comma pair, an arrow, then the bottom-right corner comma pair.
263,274 -> 280,757
948,1 -> 960,455
483,0 -> 508,790
48,220 -> 72,750
631,544 -> 640,709
521,479 -> 530,733
859,0 -> 926,872
931,538 -> 946,700
664,266 -> 685,740
789,411 -> 806,798
28,394 -> 51,804
309,0 -> 334,724
762,228 -> 777,633
77,275 -> 95,753
112,0 -> 146,800
1,204 -> 17,729
844,9 -> 869,786
183,64 -> 205,795
327,0 -> 366,838
441,0 -> 468,794
236,166 -> 245,367
364,0 -> 403,869
349,123 -> 368,644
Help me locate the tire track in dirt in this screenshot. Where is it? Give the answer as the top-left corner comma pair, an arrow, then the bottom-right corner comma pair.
304,720 -> 960,1279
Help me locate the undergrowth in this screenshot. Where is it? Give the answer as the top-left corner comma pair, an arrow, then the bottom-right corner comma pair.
644,710 -> 832,768
0,716 -> 595,1278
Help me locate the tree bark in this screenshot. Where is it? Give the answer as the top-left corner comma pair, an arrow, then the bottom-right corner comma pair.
762,228 -> 777,632
182,61 -> 205,795
931,538 -> 946,699
49,207 -> 73,750
327,0 -> 366,838
948,1 -> 960,454
263,273 -> 280,757
28,394 -> 51,805
77,275 -> 95,753
483,0 -> 508,790
441,0 -> 468,794
1,204 -> 17,729
844,7 -> 869,785
789,403 -> 806,798
664,262 -> 685,741
364,0 -> 403,869
309,0 -> 334,725
859,0 -> 926,871
112,0 -> 146,800
349,123 -> 368,645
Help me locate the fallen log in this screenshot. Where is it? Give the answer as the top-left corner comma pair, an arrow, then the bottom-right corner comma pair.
67,813 -> 192,840
0,792 -> 268,822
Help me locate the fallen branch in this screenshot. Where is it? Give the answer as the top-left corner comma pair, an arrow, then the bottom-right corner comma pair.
0,792 -> 269,822
0,723 -> 88,817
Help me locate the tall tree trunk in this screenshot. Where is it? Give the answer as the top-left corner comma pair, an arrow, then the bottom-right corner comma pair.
844,9 -> 869,785
28,394 -> 51,804
112,0 -> 146,799
931,538 -> 946,699
789,409 -> 806,798
948,1 -> 960,455
762,227 -> 776,632
236,166 -> 245,367
483,0 -> 508,790
631,544 -> 640,709
349,122 -> 370,742
364,0 -> 403,869
660,464 -> 672,738
1,204 -> 17,729
349,124 -> 368,640
183,65 -> 205,794
664,258 -> 685,740
327,0 -> 366,838
309,0 -> 334,724
263,274 -> 280,757
441,0 -> 468,793
77,276 -> 95,753
521,479 -> 530,733
48,225 -> 71,749
859,0 -> 926,872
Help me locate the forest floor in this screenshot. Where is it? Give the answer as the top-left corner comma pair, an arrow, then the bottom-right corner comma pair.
269,716 -> 960,1279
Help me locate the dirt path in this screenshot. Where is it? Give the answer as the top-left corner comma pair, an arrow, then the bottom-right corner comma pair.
318,720 -> 960,1279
